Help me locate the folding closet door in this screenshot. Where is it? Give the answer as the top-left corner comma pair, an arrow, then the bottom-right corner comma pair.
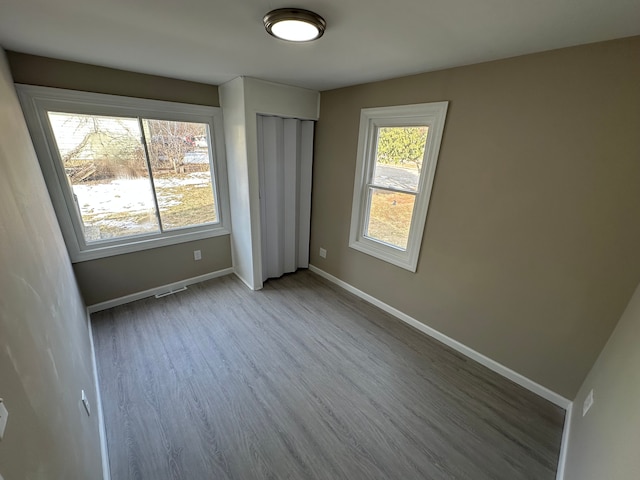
257,115 -> 314,282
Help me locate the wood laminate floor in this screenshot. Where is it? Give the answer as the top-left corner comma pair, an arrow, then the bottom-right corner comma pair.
92,270 -> 565,480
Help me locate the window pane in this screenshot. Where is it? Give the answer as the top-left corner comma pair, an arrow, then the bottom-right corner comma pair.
47,112 -> 160,242
365,188 -> 416,250
372,126 -> 428,192
143,119 -> 218,230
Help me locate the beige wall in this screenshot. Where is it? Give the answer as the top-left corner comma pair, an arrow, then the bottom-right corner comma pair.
7,51 -> 219,106
0,50 -> 102,479
310,36 -> 640,398
563,282 -> 640,479
7,52 -> 233,306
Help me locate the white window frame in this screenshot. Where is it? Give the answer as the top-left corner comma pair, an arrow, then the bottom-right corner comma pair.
349,102 -> 448,272
16,84 -> 231,263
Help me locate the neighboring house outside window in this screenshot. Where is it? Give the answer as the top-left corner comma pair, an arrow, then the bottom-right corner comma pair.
349,102 -> 448,272
17,85 -> 230,262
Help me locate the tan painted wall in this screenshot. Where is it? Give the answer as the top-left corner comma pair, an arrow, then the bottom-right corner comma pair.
7,51 -> 219,106
0,49 -> 102,479
563,282 -> 640,479
310,36 -> 640,398
7,52 -> 233,306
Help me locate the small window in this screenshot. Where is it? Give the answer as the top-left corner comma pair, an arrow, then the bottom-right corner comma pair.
17,85 -> 230,262
349,102 -> 448,271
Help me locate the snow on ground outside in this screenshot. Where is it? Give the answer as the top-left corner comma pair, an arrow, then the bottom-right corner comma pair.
73,172 -> 213,217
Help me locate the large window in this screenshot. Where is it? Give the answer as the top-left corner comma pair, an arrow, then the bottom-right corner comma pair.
17,85 -> 230,262
349,102 -> 448,271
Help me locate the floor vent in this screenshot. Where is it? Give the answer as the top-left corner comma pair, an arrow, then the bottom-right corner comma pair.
154,286 -> 188,299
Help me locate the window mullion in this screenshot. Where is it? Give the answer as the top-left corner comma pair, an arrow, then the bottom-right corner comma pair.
138,117 -> 164,233
366,183 -> 417,196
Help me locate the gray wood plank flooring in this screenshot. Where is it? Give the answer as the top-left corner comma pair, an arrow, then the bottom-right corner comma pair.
92,270 -> 565,480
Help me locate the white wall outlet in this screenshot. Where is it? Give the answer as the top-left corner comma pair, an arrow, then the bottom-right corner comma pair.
319,248 -> 327,258
193,250 -> 202,261
81,390 -> 91,417
0,398 -> 8,440
583,389 -> 594,417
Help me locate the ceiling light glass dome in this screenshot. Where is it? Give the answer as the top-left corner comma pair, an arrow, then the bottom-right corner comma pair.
264,8 -> 326,42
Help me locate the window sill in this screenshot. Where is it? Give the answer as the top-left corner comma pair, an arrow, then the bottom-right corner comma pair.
349,237 -> 418,272
70,225 -> 230,263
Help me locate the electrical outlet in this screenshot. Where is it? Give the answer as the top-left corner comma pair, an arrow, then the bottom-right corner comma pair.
583,389 -> 594,417
319,248 -> 327,258
194,250 -> 202,261
0,398 -> 8,440
81,390 -> 91,417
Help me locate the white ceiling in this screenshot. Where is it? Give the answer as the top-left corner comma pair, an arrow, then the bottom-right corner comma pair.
1,0 -> 639,91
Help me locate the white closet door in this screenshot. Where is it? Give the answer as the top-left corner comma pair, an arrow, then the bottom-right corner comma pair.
258,115 -> 314,281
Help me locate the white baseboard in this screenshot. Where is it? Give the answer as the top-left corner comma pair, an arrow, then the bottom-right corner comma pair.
308,264 -> 571,410
555,402 -> 573,480
86,312 -> 111,480
87,267 -> 234,313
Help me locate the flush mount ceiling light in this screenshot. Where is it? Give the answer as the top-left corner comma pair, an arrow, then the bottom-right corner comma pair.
263,8 -> 326,42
